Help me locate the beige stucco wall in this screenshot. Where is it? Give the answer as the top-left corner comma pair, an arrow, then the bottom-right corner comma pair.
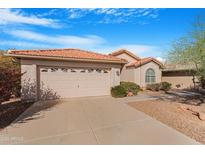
21,59 -> 122,100
120,67 -> 135,82
114,53 -> 136,65
111,67 -> 121,87
162,76 -> 197,89
113,52 -> 162,87
138,61 -> 162,87
21,64 -> 37,101
121,61 -> 162,87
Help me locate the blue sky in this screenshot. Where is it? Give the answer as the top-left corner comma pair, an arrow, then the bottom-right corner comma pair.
0,8 -> 204,60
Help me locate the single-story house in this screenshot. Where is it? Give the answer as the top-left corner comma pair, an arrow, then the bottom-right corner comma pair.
110,49 -> 163,87
7,48 -> 164,101
7,48 -> 127,101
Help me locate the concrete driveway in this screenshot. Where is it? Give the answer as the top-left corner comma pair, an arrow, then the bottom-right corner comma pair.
0,96 -> 199,144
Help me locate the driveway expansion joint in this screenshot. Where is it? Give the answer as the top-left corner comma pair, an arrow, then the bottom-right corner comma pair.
81,102 -> 100,145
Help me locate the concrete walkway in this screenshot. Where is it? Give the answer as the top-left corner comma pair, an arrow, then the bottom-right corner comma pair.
0,96 -> 199,144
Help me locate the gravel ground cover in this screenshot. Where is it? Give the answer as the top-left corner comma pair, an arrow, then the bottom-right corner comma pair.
128,91 -> 205,144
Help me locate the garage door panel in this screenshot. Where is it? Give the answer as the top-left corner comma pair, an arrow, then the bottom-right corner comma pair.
39,67 -> 111,99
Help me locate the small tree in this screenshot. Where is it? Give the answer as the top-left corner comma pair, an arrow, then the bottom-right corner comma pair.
168,16 -> 205,88
0,50 -> 20,69
0,50 -> 22,103
0,67 -> 22,103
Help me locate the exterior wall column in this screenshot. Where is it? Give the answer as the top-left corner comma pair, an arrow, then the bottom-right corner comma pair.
110,67 -> 121,87
21,61 -> 38,102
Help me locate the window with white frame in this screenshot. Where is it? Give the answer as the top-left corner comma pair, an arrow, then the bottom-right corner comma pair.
145,68 -> 156,84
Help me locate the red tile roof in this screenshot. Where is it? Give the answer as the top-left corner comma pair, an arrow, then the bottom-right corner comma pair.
110,49 -> 141,60
126,57 -> 163,68
8,48 -> 127,63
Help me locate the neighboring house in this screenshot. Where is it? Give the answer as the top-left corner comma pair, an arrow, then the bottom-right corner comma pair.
7,49 -> 126,101
162,64 -> 198,89
110,49 -> 163,87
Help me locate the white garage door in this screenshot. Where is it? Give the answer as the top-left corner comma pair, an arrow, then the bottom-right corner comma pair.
39,67 -> 111,99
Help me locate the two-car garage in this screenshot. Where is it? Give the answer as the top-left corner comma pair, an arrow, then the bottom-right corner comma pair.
7,48 -> 126,101
39,67 -> 111,99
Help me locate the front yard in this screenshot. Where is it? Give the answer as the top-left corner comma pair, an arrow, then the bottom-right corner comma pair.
128,91 -> 205,144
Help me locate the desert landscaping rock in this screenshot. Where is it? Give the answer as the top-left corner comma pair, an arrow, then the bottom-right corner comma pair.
179,104 -> 205,121
199,112 -> 205,121
129,99 -> 205,144
127,92 -> 134,97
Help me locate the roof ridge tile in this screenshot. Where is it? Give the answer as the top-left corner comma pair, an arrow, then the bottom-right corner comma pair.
8,48 -> 127,63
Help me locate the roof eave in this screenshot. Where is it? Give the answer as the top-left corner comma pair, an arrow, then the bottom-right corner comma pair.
5,53 -> 127,64
162,68 -> 196,72
110,49 -> 141,61
126,60 -> 164,69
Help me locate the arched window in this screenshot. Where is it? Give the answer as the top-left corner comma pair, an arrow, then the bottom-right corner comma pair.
145,68 -> 156,84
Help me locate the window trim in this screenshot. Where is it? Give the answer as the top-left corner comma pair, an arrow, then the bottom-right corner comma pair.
61,68 -> 68,72
80,69 -> 86,73
50,68 -> 58,72
71,69 -> 77,73
41,68 -> 48,72
96,68 -> 102,73
145,68 -> 156,84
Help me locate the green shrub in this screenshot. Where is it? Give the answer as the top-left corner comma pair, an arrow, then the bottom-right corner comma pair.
160,82 -> 172,91
120,81 -> 140,95
146,82 -> 172,92
146,83 -> 160,91
111,82 -> 140,98
111,85 -> 127,98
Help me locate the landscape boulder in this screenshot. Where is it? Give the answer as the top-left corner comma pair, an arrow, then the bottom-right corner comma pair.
127,91 -> 134,97
199,112 -> 205,121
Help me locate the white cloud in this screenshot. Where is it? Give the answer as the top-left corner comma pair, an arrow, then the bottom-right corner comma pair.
95,9 -> 118,15
156,57 -> 166,63
142,10 -> 151,16
114,44 -> 157,56
66,8 -> 161,24
68,9 -> 85,19
6,30 -> 105,47
90,44 -> 162,58
3,28 -> 163,58
1,35 -> 163,58
149,14 -> 158,19
0,40 -> 53,49
0,9 -> 60,28
36,9 -> 59,18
